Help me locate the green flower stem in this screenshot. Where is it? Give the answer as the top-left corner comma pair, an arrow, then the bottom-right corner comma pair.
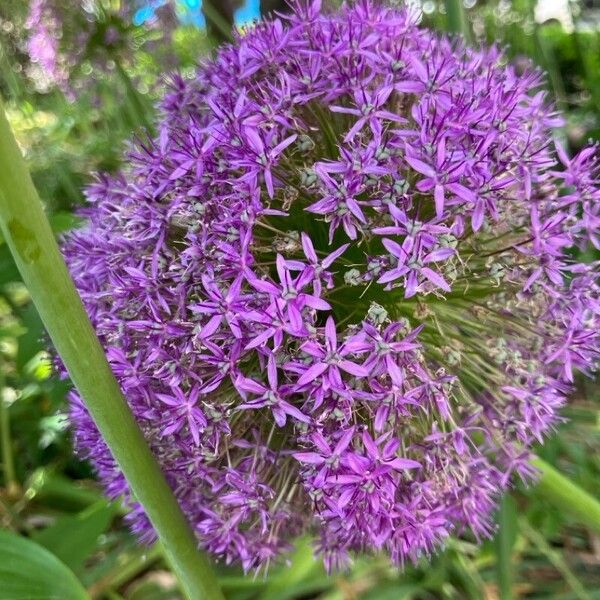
495,495 -> 514,600
0,98 -> 223,600
532,456 -> 600,535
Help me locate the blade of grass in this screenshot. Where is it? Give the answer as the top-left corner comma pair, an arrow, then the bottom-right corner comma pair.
0,97 -> 223,600
88,544 -> 163,599
0,42 -> 23,101
519,518 -> 591,600
532,457 -> 600,535
450,553 -> 487,600
0,364 -> 19,498
113,61 -> 153,134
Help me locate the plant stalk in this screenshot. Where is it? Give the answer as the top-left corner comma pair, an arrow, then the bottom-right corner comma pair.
495,495 -> 513,600
0,98 -> 223,600
532,456 -> 600,535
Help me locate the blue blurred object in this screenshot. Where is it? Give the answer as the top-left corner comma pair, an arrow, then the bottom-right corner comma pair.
133,1 -> 166,26
133,0 -> 261,28
235,0 -> 261,24
179,0 -> 206,27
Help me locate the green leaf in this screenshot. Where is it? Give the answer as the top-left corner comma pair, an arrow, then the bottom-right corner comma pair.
32,500 -> 117,574
262,537 -> 324,600
363,583 -> 419,600
0,529 -> 90,600
26,469 -> 104,512
48,211 -> 84,235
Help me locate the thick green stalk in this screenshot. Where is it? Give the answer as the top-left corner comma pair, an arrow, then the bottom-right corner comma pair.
0,99 -> 223,600
533,457 -> 600,535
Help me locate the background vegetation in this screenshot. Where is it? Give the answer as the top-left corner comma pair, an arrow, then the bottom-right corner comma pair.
0,1 -> 599,598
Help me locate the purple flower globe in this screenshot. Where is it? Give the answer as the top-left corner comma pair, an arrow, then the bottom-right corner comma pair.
62,0 -> 600,572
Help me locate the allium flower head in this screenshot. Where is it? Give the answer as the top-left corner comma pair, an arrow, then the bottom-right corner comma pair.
63,0 -> 600,572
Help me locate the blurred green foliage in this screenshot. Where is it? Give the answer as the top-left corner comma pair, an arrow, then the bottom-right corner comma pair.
429,0 -> 600,149
0,1 -> 599,599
